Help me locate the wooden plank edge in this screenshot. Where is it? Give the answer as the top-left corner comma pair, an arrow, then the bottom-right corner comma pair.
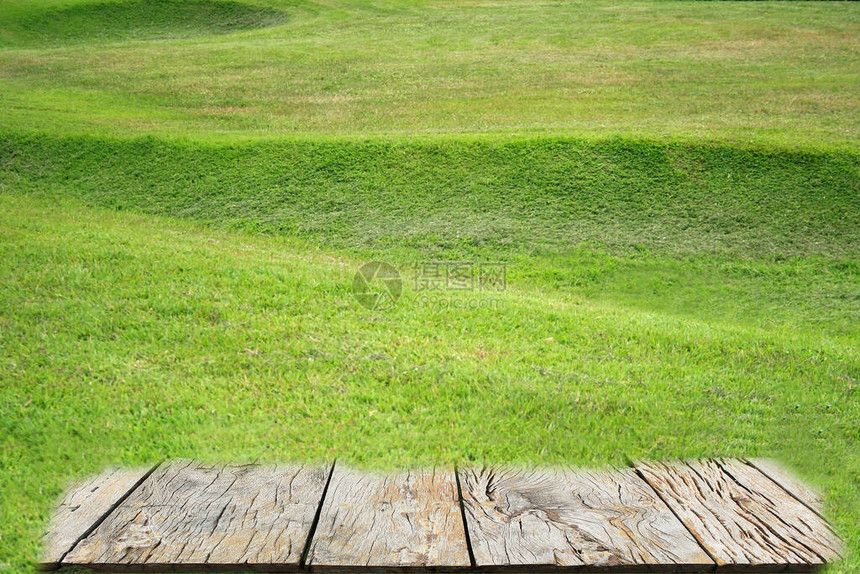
43,462 -> 163,572
305,567 -> 473,574
469,563 -> 715,574
64,562 -> 824,573
54,563 -> 304,573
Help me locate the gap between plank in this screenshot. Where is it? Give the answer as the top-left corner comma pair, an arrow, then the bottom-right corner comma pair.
742,458 -> 827,521
299,459 -> 336,570
55,460 -> 163,569
453,465 -> 476,569
630,462 -> 719,571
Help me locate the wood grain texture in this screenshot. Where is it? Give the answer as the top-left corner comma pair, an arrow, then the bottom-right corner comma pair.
636,458 -> 842,570
46,459 -> 842,573
306,466 -> 469,571
745,458 -> 824,514
459,465 -> 713,571
42,468 -> 151,569
64,459 -> 331,571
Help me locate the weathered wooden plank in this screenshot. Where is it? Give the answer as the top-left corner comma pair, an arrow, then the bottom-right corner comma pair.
459,465 -> 713,571
42,467 -> 152,569
306,466 -> 469,571
745,458 -> 824,514
636,458 -> 842,570
718,459 -> 842,561
64,459 -> 331,571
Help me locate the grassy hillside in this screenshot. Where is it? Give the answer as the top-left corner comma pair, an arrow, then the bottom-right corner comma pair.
1,193 -> 858,571
0,0 -> 857,146
0,0 -> 858,572
3,134 -> 859,339
2,133 -> 859,572
3,0 -> 289,44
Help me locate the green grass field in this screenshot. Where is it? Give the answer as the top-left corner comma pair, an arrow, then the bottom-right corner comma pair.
0,1 -> 858,572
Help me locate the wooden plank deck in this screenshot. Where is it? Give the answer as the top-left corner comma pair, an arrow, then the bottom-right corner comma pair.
44,459 -> 842,573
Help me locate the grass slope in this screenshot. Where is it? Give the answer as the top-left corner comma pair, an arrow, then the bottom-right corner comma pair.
0,0 -> 857,146
9,0 -> 289,45
0,194 -> 857,572
1,135 -> 859,572
3,135 -> 858,339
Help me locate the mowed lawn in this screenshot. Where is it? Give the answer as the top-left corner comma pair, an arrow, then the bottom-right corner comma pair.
0,1 -> 859,573
0,0 -> 857,146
